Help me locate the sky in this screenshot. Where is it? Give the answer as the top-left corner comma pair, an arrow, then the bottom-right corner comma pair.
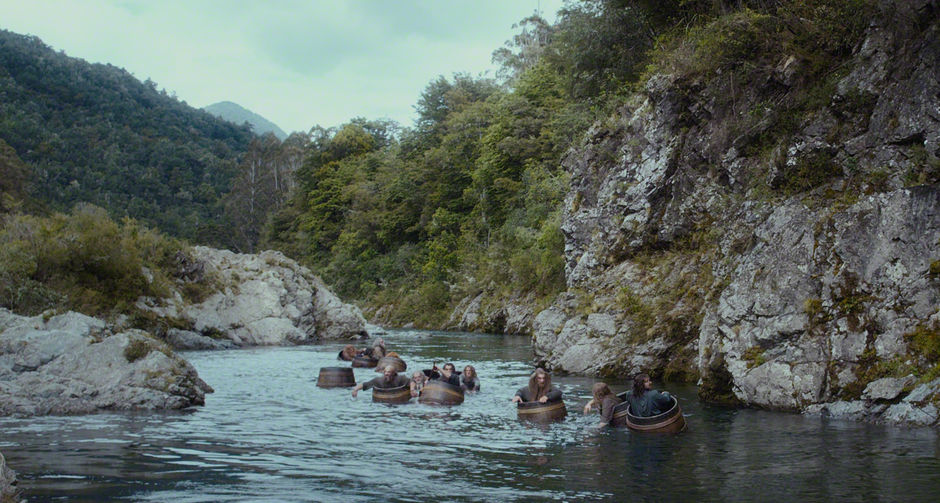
0,0 -> 568,134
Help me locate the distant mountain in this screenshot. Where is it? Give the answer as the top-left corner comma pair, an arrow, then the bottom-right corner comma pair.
204,101 -> 288,140
0,29 -> 254,246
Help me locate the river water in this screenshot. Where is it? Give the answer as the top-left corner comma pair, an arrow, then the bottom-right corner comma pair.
2,329 -> 939,502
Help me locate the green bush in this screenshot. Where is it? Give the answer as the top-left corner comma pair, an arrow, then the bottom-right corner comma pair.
0,203 -> 188,316
124,338 -> 152,363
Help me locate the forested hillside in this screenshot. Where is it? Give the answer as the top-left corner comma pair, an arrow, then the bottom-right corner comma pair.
263,0 -> 845,326
0,29 -> 254,245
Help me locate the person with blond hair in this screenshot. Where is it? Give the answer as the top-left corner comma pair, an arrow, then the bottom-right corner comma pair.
511,368 -> 562,403
583,382 -> 623,427
409,371 -> 428,397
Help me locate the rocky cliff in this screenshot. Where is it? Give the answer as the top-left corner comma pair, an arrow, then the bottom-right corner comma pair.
522,0 -> 940,425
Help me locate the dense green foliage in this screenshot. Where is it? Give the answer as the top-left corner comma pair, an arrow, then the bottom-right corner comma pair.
258,0 -> 885,326
0,203 -> 187,316
0,1 -> 895,334
0,30 -> 253,246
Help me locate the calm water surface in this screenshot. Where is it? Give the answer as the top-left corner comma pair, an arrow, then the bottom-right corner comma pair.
2,329 -> 939,502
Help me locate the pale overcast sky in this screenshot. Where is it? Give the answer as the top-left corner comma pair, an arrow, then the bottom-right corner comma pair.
0,0 -> 567,134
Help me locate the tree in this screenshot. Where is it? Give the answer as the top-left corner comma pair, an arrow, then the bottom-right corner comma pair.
0,138 -> 29,213
222,134 -> 282,252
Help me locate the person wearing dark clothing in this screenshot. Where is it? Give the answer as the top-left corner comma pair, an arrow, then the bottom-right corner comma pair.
460,365 -> 480,392
433,362 -> 462,386
511,368 -> 562,403
621,373 -> 673,417
351,366 -> 409,397
583,382 -> 622,427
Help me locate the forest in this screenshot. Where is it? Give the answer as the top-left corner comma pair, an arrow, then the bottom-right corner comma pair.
0,0 -> 893,327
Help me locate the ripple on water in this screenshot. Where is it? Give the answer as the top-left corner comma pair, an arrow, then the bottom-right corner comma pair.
1,330 -> 939,502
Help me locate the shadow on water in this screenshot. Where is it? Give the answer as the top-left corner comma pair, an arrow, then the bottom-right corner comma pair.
2,328 -> 939,502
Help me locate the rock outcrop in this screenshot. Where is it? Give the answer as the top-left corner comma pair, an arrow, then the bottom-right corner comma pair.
447,293 -> 536,334
531,0 -> 940,426
139,247 -> 368,348
0,309 -> 212,416
0,451 -> 19,503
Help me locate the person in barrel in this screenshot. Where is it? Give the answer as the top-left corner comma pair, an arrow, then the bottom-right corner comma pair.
460,365 -> 480,393
409,371 -> 428,397
351,365 -> 409,398
511,367 -> 562,404
361,337 -> 386,360
339,344 -> 358,361
432,362 -> 462,386
583,382 -> 622,427
621,373 -> 673,417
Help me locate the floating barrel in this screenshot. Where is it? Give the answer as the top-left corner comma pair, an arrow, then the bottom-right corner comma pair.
619,395 -> 687,434
351,355 -> 378,368
610,399 -> 631,428
418,379 -> 464,405
374,356 -> 407,373
316,367 -> 356,388
372,384 -> 412,404
517,399 -> 567,423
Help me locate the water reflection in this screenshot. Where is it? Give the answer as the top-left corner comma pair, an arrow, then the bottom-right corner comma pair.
1,329 -> 938,502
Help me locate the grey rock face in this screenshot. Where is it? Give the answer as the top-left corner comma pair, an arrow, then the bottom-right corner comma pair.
863,375 -> 918,401
139,247 -> 368,347
165,329 -> 238,350
0,309 -> 212,416
700,188 -> 940,411
533,1 -> 940,426
0,450 -> 19,503
447,293 -> 536,335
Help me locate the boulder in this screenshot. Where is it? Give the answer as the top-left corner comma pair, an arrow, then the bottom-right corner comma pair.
139,247 -> 368,347
0,309 -> 212,416
863,375 -> 918,402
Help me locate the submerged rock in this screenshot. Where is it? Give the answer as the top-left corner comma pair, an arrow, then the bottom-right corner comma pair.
0,309 -> 212,416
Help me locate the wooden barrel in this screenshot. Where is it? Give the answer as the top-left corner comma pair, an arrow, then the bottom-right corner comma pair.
372,384 -> 412,404
610,399 -> 631,428
374,356 -> 407,373
517,399 -> 567,423
316,367 -> 355,388
622,395 -> 687,434
351,355 -> 378,368
418,379 -> 464,405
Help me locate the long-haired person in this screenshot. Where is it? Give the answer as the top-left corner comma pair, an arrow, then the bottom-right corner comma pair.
511,368 -> 562,403
622,373 -> 673,417
583,382 -> 622,427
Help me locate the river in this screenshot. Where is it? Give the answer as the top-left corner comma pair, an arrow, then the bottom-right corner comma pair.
2,329 -> 939,502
